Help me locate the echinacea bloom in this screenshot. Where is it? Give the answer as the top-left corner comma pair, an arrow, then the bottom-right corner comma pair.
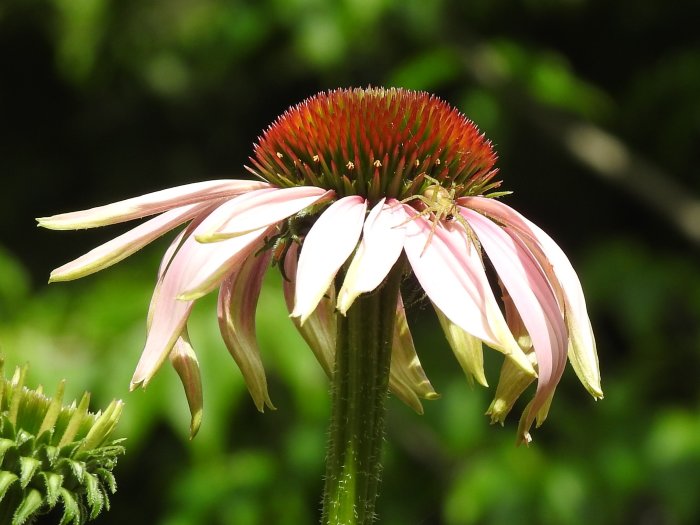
39,87 -> 602,443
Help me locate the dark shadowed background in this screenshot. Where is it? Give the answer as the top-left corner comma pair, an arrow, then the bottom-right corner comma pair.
1,1 -> 699,523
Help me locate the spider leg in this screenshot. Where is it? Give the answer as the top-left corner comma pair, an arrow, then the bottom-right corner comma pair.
453,212 -> 482,257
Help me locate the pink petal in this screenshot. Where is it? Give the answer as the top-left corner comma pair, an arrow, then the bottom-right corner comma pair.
401,205 -> 535,376
37,179 -> 270,230
131,257 -> 195,389
198,187 -> 334,241
218,250 -> 275,411
462,196 -> 601,399
132,205 -> 268,387
459,207 -> 568,441
48,201 -> 217,282
337,198 -> 407,314
291,196 -> 367,323
175,200 -> 274,300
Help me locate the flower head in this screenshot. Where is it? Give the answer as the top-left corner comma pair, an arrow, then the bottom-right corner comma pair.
38,87 -> 602,443
0,359 -> 124,524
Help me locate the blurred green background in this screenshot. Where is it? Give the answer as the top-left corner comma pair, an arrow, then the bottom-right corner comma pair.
1,0 -> 699,523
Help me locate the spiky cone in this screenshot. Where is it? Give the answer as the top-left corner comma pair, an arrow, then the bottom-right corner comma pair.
0,359 -> 124,525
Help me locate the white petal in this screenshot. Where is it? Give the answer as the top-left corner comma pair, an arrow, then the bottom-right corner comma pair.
176,200 -> 274,300
169,329 -> 203,438
389,294 -> 439,414
292,196 -> 367,324
337,198 -> 407,314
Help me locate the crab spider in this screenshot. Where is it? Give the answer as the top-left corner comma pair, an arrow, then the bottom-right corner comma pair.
400,175 -> 481,254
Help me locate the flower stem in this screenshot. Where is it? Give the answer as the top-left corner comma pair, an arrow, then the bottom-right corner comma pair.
321,261 -> 404,525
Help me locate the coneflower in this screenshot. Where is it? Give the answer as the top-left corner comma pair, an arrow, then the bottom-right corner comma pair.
39,87 -> 601,524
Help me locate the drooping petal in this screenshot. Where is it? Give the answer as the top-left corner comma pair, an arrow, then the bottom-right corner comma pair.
132,203 -> 268,388
486,353 -> 537,425
169,329 -> 203,438
389,294 -> 439,414
435,308 -> 488,387
292,196 -> 367,324
131,257 -> 195,389
459,207 -> 567,442
218,249 -> 275,412
401,205 -> 535,377
486,285 -> 537,424
197,187 -> 334,241
337,198 -> 407,314
284,244 -> 437,413
37,179 -> 270,230
282,244 -> 335,377
461,196 -> 602,399
48,201 -> 217,282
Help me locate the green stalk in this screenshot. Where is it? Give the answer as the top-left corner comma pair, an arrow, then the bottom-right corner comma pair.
321,261 -> 404,525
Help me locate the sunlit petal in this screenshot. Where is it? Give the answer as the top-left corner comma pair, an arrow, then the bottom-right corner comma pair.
337,198 -> 407,314
176,201 -> 273,300
37,179 -> 270,230
462,196 -> 602,399
460,207 -> 567,442
401,205 -> 535,377
292,196 -> 367,323
198,187 -> 334,241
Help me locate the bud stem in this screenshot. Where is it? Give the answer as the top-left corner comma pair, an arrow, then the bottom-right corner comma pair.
321,261 -> 404,525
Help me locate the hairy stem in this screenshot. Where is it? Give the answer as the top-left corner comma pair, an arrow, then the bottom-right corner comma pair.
321,261 -> 404,525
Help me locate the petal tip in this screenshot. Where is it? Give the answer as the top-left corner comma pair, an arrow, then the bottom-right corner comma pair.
189,410 -> 203,439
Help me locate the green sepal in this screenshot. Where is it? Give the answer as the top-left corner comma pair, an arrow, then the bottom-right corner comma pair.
18,457 -> 41,488
0,437 -> 16,463
0,471 -> 19,502
95,467 -> 116,494
11,487 -> 42,525
58,488 -> 80,525
65,459 -> 85,483
39,445 -> 60,467
41,471 -> 64,507
83,472 -> 104,519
